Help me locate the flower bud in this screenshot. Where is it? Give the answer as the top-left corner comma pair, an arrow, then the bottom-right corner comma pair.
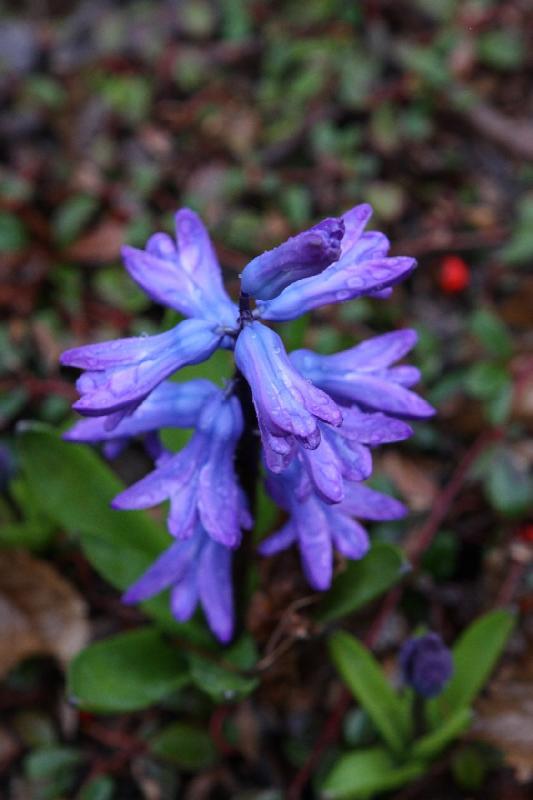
400,633 -> 453,698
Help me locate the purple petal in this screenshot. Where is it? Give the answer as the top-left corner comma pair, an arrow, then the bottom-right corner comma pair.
64,320 -> 222,416
235,322 -> 341,452
258,522 -> 297,556
340,483 -> 407,520
257,257 -> 417,322
198,539 -> 234,643
294,494 -> 333,590
340,204 -> 373,255
64,379 -> 217,443
291,330 -> 418,375
170,567 -> 199,622
298,435 -> 345,504
241,217 -> 344,301
122,538 -> 197,604
316,374 -> 435,419
328,511 -> 370,559
339,407 -> 413,446
322,429 -> 373,481
112,433 -> 206,514
121,209 -> 237,325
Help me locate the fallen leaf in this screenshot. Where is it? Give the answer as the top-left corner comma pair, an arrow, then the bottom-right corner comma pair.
0,550 -> 89,679
65,221 -> 126,262
471,650 -> 533,782
379,452 -> 439,512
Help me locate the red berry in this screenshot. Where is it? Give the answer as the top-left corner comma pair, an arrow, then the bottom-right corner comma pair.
518,524 -> 533,544
438,255 -> 470,294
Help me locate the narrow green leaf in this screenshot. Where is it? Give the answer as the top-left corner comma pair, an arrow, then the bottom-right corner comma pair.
328,632 -> 409,754
322,746 -> 424,799
316,543 -> 407,624
411,708 -> 472,761
68,628 -> 189,713
430,610 -> 515,722
149,722 -> 217,770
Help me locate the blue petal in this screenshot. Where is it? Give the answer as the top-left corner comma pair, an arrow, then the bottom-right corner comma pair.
122,537 -> 198,604
62,319 -> 223,416
257,257 -> 417,322
241,217 -> 344,300
121,208 -> 237,325
340,483 -> 407,520
198,539 -> 234,643
64,379 -> 217,444
235,322 -> 341,453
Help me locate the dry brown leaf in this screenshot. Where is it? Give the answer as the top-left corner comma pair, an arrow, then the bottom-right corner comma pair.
0,550 -> 89,679
65,220 -> 126,262
471,653 -> 533,783
379,452 -> 439,512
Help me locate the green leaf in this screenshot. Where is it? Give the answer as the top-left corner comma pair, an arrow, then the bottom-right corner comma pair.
78,776 -> 115,800
0,211 -> 28,252
25,746 -> 82,779
328,632 -> 410,754
464,361 -> 509,400
469,309 -> 512,360
15,425 -> 210,639
68,628 -> 189,713
316,544 -> 407,624
430,610 -> 515,723
52,195 -> 98,246
321,746 -> 424,799
149,722 -> 217,770
483,446 -> 532,517
17,425 -> 169,584
188,635 -> 258,703
411,708 -> 472,761
478,30 -> 525,71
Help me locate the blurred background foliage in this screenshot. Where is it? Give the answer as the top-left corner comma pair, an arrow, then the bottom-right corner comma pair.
0,0 -> 532,798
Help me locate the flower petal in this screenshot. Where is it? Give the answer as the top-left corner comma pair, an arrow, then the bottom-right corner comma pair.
241,217 -> 344,300
340,483 -> 407,520
64,319 -> 222,416
122,538 -> 197,604
258,521 -> 297,556
198,539 -> 234,643
64,379 -> 217,443
328,510 -> 370,559
235,322 -> 341,452
257,257 -> 417,322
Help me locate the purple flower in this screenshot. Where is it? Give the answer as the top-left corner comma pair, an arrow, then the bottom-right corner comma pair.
259,462 -> 405,590
122,209 -> 237,326
400,633 -> 454,698
240,217 -> 345,301
63,379 -> 217,444
60,202 -> 434,642
256,204 -> 416,321
61,319 -> 224,417
290,330 -> 435,419
112,391 -> 251,547
234,321 -> 342,461
123,526 -> 234,643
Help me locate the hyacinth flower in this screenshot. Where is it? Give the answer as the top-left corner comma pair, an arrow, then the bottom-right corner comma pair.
259,462 -> 406,589
112,391 -> 251,548
123,526 -> 234,643
62,202 -> 434,641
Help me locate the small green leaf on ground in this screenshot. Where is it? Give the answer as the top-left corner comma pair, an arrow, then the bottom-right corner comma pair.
68,627 -> 189,713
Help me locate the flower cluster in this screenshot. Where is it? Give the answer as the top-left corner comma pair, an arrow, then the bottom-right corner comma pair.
62,206 -> 434,641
